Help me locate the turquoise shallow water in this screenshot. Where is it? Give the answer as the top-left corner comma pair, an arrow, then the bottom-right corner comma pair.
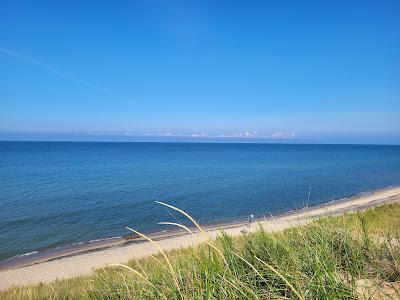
1,141 -> 400,260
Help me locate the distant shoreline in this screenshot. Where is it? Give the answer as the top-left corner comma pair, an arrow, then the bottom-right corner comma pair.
1,185 -> 400,291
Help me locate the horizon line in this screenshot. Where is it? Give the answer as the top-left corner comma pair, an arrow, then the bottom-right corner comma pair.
1,139 -> 399,147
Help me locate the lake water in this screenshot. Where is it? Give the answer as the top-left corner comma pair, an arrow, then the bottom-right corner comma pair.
1,142 -> 400,260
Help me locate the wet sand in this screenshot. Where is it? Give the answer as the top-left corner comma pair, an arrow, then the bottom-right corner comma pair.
1,186 -> 400,291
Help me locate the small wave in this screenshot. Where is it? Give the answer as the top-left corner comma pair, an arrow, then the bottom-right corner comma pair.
87,236 -> 122,243
69,236 -> 122,247
19,251 -> 38,257
7,251 -> 38,260
47,236 -> 123,251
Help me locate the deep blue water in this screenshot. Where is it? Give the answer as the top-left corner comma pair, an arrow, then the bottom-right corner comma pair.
1,142 -> 400,260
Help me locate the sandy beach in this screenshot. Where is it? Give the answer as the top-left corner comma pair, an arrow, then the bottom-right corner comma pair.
1,186 -> 400,291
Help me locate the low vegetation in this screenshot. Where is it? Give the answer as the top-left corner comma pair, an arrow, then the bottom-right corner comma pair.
2,203 -> 400,299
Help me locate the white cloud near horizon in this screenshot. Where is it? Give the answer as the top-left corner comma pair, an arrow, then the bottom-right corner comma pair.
125,131 -> 296,139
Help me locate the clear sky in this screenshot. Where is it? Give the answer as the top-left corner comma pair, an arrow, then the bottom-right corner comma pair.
1,0 -> 399,144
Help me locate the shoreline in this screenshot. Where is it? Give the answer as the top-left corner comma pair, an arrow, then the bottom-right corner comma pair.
1,185 -> 397,271
1,185 -> 400,291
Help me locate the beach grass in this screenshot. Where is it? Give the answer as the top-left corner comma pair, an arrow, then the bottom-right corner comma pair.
1,203 -> 400,299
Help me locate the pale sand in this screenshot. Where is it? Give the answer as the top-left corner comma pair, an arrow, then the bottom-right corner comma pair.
1,186 -> 400,291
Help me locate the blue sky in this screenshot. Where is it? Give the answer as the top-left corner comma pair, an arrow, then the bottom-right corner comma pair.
1,0 -> 399,144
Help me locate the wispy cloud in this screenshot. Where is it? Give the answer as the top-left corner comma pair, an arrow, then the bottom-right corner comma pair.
264,132 -> 295,139
119,131 -> 296,139
0,47 -> 135,104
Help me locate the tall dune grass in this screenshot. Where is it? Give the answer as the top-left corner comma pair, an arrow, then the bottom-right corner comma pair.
2,203 -> 400,299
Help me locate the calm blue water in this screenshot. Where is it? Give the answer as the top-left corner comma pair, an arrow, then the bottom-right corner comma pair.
1,142 -> 400,260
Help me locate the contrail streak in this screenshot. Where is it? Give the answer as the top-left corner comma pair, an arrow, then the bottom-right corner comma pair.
0,47 -> 135,104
